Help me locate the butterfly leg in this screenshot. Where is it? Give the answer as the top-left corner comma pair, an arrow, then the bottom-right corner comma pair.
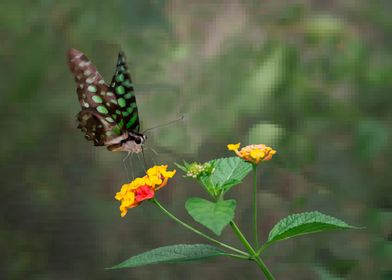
142,146 -> 148,170
150,147 -> 159,156
138,147 -> 148,172
122,151 -> 134,180
146,147 -> 158,165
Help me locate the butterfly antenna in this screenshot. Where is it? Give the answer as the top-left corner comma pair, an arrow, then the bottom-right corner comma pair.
142,115 -> 184,134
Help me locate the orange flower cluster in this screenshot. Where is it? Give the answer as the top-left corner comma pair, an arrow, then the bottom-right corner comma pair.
115,165 -> 176,217
227,143 -> 276,165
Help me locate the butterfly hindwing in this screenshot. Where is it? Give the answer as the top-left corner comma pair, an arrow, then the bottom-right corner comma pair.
109,52 -> 141,133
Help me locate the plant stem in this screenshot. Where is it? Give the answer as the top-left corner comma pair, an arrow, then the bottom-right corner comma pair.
230,221 -> 275,280
256,243 -> 270,255
229,221 -> 254,254
151,198 -> 248,256
225,253 -> 252,260
252,164 -> 259,249
253,256 -> 275,280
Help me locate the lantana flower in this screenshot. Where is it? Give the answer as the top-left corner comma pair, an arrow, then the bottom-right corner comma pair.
115,165 -> 176,217
185,162 -> 215,178
227,143 -> 276,165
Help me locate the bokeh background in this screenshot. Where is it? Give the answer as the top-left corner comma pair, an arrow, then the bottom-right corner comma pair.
1,1 -> 391,279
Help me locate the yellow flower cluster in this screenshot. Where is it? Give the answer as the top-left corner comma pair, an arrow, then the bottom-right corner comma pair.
227,143 -> 276,165
115,165 -> 176,217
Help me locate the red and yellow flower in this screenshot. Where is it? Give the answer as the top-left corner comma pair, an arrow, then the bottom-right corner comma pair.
227,143 -> 276,165
115,165 -> 176,217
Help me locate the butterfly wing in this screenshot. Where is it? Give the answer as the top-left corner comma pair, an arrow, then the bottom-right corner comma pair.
109,52 -> 141,133
67,48 -> 127,145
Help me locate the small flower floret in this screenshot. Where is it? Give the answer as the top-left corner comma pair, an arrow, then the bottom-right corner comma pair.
227,143 -> 276,165
185,162 -> 215,178
115,165 -> 176,217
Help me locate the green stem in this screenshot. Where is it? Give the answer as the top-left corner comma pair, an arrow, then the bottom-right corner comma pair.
230,221 -> 275,280
252,164 -> 259,249
151,198 -> 247,257
230,221 -> 255,254
253,256 -> 274,280
225,253 -> 252,260
256,243 -> 270,255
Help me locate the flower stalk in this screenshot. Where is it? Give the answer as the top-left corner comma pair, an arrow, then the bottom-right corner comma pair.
253,164 -> 259,249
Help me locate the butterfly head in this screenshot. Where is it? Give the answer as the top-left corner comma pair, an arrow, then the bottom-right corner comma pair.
126,131 -> 147,145
109,131 -> 146,153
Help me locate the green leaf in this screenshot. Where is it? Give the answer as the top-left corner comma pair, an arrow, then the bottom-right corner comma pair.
267,211 -> 359,245
174,162 -> 188,173
110,244 -> 227,269
247,122 -> 285,145
185,197 -> 236,235
208,157 -> 252,193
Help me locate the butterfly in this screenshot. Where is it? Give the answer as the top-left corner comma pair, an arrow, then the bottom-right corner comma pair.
67,48 -> 146,154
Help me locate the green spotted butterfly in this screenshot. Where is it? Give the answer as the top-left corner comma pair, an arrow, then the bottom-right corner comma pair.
67,48 -> 146,153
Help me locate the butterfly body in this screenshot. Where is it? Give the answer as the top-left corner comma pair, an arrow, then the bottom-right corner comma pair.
68,48 -> 146,153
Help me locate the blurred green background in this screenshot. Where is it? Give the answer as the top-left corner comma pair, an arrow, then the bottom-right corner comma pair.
1,1 -> 391,279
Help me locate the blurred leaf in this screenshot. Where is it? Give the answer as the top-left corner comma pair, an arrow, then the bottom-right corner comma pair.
247,122 -> 284,146
208,157 -> 253,194
314,267 -> 344,280
239,46 -> 286,113
110,244 -> 227,269
185,198 -> 236,235
304,14 -> 345,39
153,125 -> 191,153
267,211 -> 359,245
354,119 -> 388,159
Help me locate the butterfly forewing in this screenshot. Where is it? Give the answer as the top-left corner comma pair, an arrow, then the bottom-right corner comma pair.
68,49 -> 126,145
109,52 -> 141,133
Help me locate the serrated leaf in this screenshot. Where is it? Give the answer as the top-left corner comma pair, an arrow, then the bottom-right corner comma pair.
267,211 -> 359,244
185,197 -> 236,235
110,244 -> 227,269
208,157 -> 252,193
174,162 -> 187,173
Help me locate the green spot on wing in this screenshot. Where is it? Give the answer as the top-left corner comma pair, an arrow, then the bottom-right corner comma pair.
127,114 -> 138,129
118,98 -> 126,107
122,80 -> 133,88
116,86 -> 125,95
124,92 -> 133,99
127,103 -> 136,113
105,117 -> 115,123
92,96 -> 103,103
97,106 -> 108,114
116,73 -> 125,82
